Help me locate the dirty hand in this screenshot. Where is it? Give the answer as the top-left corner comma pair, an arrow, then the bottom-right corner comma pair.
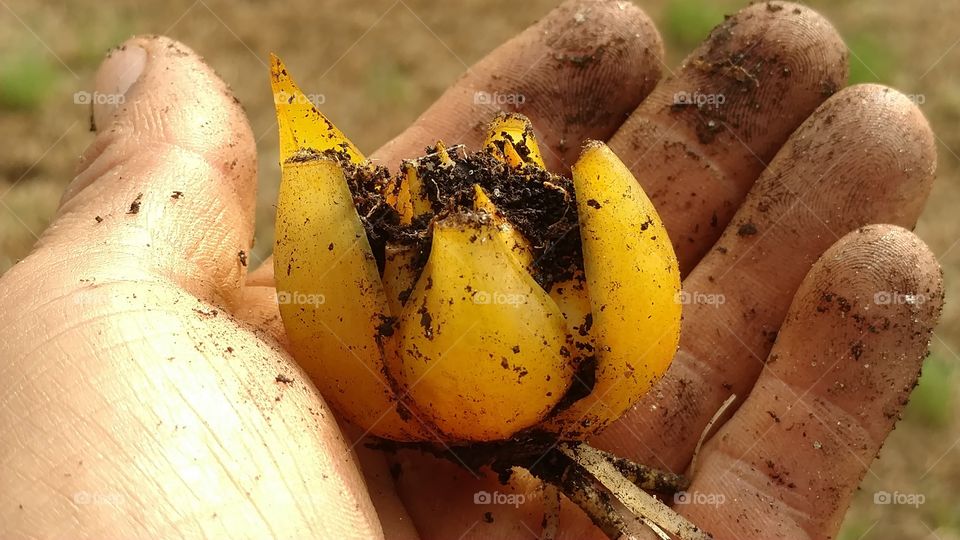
0,1 -> 943,539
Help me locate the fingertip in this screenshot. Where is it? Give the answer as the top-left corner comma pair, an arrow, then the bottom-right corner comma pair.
91,41 -> 147,131
677,225 -> 943,538
74,35 -> 256,198
610,0 -> 849,272
774,224 -> 944,439
52,35 -> 258,309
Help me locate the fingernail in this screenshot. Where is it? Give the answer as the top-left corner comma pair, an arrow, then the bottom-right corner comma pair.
92,43 -> 147,130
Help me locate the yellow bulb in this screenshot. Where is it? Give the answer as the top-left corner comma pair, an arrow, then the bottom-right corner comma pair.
485,112 -> 545,168
269,54 -> 365,165
385,214 -> 574,441
274,152 -> 430,440
270,56 -> 681,444
541,142 -> 681,437
472,184 -> 534,270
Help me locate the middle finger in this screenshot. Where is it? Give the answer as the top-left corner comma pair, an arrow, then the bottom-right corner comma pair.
595,83 -> 936,471
609,1 -> 848,274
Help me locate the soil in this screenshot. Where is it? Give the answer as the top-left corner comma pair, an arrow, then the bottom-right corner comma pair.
336,144 -> 582,293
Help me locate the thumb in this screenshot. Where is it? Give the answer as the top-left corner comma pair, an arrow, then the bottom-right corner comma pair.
47,35 -> 257,309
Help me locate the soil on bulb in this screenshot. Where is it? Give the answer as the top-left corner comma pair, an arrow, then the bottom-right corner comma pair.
337,145 -> 584,292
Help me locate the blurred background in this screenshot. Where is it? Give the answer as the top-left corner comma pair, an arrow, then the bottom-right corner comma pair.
1,0 -> 957,537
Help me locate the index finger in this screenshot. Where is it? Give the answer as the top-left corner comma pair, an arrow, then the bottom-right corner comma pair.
244,0 -> 665,289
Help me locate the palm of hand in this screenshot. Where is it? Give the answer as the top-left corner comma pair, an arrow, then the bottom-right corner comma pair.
0,2 -> 943,539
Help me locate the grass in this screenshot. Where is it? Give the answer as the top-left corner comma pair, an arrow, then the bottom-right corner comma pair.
904,353 -> 955,429
661,0 -> 730,52
845,33 -> 896,85
364,58 -> 412,107
0,50 -> 61,111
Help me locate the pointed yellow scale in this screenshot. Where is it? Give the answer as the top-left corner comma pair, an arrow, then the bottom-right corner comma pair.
274,152 -> 430,441
472,185 -> 534,269
484,112 -> 545,168
382,175 -> 406,218
270,54 -> 365,165
382,243 -> 419,316
548,272 -> 595,360
402,160 -> 432,221
383,169 -> 412,225
543,141 -> 681,437
501,141 -> 525,168
386,213 -> 574,441
381,160 -> 434,312
434,140 -> 456,167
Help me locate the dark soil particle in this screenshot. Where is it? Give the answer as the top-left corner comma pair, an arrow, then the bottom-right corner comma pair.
737,222 -> 758,236
418,301 -> 434,339
127,193 -> 143,215
376,315 -> 396,339
851,340 -> 865,360
579,313 -> 594,336
551,355 -> 598,415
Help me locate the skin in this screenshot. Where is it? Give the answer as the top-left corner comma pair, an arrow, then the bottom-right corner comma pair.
0,1 -> 944,538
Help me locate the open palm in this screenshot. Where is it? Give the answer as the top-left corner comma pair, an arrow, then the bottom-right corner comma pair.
0,1 -> 943,539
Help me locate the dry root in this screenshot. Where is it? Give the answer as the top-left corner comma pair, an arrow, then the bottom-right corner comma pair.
371,437 -> 712,539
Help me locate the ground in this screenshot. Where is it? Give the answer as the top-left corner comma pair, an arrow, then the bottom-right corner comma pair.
0,0 -> 957,537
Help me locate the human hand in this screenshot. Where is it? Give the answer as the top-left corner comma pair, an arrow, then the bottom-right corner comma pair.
0,1 -> 943,539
